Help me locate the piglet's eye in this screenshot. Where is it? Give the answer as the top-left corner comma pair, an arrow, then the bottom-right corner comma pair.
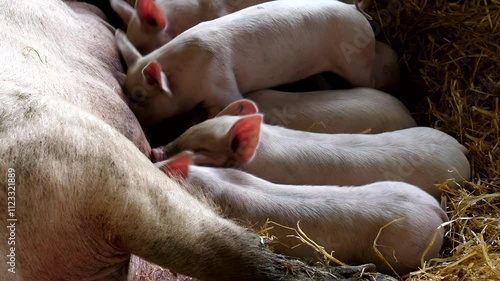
130,87 -> 147,103
133,94 -> 146,103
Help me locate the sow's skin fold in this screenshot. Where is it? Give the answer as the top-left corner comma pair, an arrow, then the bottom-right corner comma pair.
0,1 -> 389,281
156,151 -> 447,276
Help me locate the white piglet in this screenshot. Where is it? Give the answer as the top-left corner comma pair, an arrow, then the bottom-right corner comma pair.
153,100 -> 470,199
116,0 -> 384,127
156,151 -> 447,276
111,0 -> 376,54
246,88 -> 416,134
110,0 -> 274,54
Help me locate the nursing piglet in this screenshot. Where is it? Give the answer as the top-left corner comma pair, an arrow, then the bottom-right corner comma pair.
153,100 -> 471,199
111,0 -> 376,54
156,151 -> 447,276
110,0 -> 274,54
246,88 -> 416,134
116,0 -> 382,127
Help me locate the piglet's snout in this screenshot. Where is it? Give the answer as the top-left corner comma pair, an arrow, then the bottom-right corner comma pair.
151,147 -> 167,162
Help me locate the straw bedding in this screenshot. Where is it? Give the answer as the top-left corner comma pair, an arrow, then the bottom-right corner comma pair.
366,0 -> 499,279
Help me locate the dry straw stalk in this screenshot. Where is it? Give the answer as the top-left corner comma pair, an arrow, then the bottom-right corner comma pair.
368,0 -> 499,279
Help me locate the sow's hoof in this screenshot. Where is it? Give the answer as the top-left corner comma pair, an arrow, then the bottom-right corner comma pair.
282,260 -> 397,280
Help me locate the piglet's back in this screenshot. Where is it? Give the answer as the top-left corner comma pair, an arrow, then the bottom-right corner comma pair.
155,0 -> 376,90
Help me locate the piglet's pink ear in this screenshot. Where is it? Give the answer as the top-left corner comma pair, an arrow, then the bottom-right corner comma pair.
110,0 -> 134,24
136,0 -> 167,32
156,151 -> 193,179
115,29 -> 142,67
216,99 -> 259,117
142,61 -> 172,96
226,114 -> 263,163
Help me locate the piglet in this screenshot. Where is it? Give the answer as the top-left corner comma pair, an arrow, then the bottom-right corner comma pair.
153,100 -> 471,199
156,151 -> 447,276
110,0 -> 274,54
111,0 -> 376,54
246,87 -> 416,134
115,0 -> 384,127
